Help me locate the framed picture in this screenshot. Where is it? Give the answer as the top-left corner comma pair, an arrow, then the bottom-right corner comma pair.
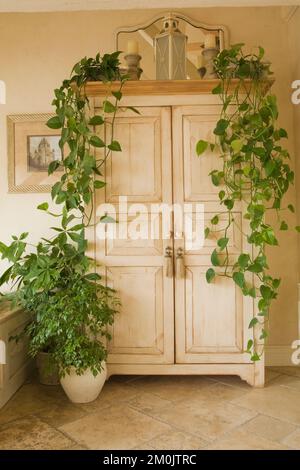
7,113 -> 63,193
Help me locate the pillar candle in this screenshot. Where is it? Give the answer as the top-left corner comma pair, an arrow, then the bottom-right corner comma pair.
204,33 -> 216,49
127,40 -> 139,55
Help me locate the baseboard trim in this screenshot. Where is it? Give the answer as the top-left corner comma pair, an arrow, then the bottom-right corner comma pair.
265,345 -> 294,366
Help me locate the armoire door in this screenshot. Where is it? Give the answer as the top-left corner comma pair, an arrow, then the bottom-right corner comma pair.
95,106 -> 174,364
172,105 -> 254,364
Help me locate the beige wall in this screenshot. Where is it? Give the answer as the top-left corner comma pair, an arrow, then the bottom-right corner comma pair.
0,7 -> 299,361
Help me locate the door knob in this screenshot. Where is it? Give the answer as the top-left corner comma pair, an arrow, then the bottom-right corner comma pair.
164,246 -> 173,278
176,247 -> 185,278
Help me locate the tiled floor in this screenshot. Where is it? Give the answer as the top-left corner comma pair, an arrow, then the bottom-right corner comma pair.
0,367 -> 300,450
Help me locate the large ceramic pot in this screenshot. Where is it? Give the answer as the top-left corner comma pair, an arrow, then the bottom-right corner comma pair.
36,352 -> 59,386
60,363 -> 107,403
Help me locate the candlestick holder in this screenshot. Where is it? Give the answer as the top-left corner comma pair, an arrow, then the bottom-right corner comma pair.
124,53 -> 143,81
202,47 -> 219,79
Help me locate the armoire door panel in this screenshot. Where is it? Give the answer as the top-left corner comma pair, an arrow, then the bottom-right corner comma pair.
107,267 -> 165,359
104,108 -> 163,203
96,106 -> 174,365
181,111 -> 224,202
184,266 -> 243,354
105,212 -> 163,257
172,105 -> 254,364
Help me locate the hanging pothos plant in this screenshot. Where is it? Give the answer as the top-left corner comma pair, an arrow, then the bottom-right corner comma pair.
196,44 -> 297,361
0,52 -> 136,376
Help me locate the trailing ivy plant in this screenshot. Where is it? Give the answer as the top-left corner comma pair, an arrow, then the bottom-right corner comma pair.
0,52 -> 133,376
196,44 -> 296,361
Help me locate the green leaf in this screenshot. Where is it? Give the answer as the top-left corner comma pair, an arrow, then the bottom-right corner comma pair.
20,232 -> 29,240
260,329 -> 268,340
206,268 -> 216,283
231,139 -> 243,153
218,190 -> 225,200
108,140 -> 122,152
126,106 -> 141,115
211,249 -> 220,267
85,273 -> 101,281
280,221 -> 288,231
217,237 -> 229,250
214,119 -> 229,136
46,116 -> 62,129
90,136 -> 105,148
233,271 -> 245,288
258,46 -> 265,60
103,100 -> 116,113
0,266 -> 13,286
264,160 -> 276,177
251,353 -> 261,362
249,317 -> 258,328
112,90 -> 122,100
37,202 -> 49,211
238,253 -> 250,269
211,215 -> 219,225
100,215 -> 116,223
89,115 -> 104,126
247,263 -> 262,273
296,226 -> 300,233
260,285 -> 272,300
272,278 -> 281,289
288,204 -> 295,213
48,160 -> 60,176
196,140 -> 208,156
94,180 -> 106,189
224,199 -> 234,210
212,83 -> 222,95
246,339 -> 253,352
279,128 -> 288,138
204,227 -> 210,239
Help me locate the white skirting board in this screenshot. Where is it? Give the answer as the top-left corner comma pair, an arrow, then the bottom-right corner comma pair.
265,345 -> 295,366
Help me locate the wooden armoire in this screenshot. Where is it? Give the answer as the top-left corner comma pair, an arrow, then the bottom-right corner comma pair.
87,80 -> 265,387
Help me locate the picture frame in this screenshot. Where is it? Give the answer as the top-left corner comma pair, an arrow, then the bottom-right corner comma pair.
7,113 -> 63,193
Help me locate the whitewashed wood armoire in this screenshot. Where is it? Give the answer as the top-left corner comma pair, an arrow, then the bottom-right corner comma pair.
88,80 -> 265,387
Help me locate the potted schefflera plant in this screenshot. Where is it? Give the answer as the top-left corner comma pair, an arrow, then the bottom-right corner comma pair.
0,52 -> 127,402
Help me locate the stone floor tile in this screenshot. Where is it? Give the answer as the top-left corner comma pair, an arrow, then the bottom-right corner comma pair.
282,428 -> 300,449
270,374 -> 300,392
129,375 -> 214,402
177,382 -> 247,408
127,391 -> 172,414
239,414 -> 296,442
0,416 -> 74,450
35,402 -> 89,427
205,428 -> 290,450
145,400 -> 256,441
232,385 -> 300,425
147,429 -> 208,450
269,367 -> 300,378
78,380 -> 139,413
59,404 -> 172,450
0,383 -> 67,425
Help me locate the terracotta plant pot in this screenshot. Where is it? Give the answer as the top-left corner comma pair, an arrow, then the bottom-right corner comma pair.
36,352 -> 59,386
60,363 -> 107,403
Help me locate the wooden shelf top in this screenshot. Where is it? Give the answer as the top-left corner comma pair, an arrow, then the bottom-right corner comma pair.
83,79 -> 274,97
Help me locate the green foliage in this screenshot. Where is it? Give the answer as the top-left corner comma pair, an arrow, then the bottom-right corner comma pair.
0,52 -> 126,377
196,44 -> 294,360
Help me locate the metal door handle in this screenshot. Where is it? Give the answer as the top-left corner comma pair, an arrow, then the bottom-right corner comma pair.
164,246 -> 173,278
176,247 -> 185,278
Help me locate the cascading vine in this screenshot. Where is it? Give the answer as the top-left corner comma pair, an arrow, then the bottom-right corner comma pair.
0,52 -> 137,377
196,44 -> 297,361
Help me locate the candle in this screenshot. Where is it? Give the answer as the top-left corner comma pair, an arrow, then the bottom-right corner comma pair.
204,33 -> 216,49
127,40 -> 139,55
